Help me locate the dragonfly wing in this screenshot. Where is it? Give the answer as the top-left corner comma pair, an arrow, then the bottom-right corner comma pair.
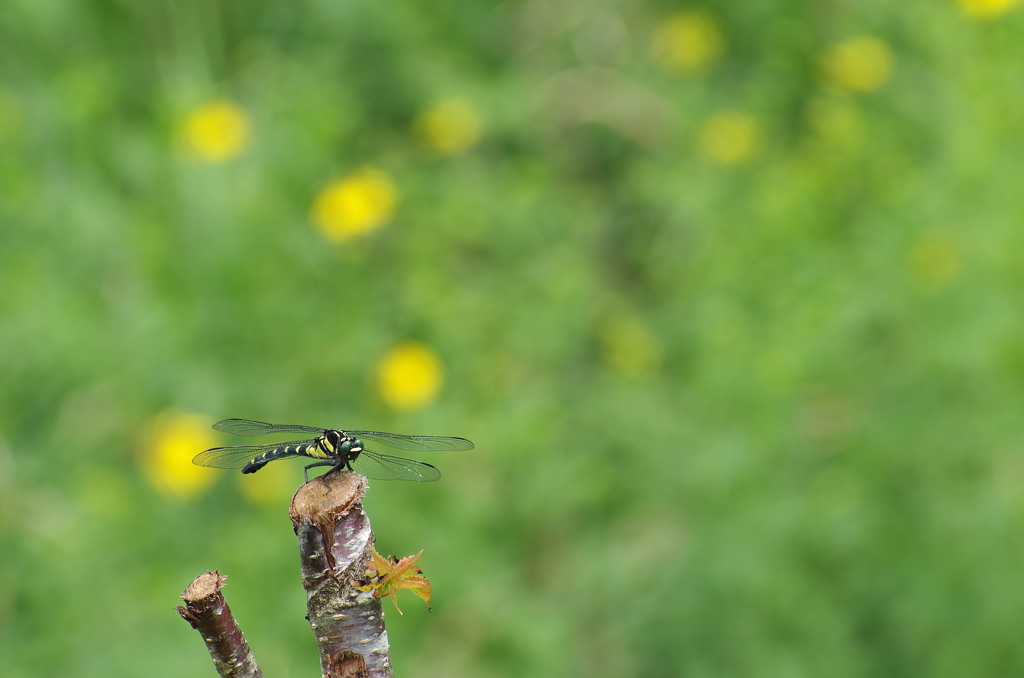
351,451 -> 442,482
348,431 -> 474,452
192,440 -> 315,468
213,419 -> 324,436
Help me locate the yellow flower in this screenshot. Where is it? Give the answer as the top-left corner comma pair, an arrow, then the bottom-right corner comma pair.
140,411 -> 218,499
376,342 -> 444,411
957,0 -> 1020,18
698,111 -> 760,165
650,11 -> 724,74
180,99 -> 251,162
311,168 -> 398,242
598,318 -> 663,379
412,99 -> 482,154
908,232 -> 963,292
821,36 -> 894,93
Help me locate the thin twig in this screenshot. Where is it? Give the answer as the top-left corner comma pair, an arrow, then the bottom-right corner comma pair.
177,571 -> 263,678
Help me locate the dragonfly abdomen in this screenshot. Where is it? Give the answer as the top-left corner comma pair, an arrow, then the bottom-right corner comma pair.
242,443 -> 321,474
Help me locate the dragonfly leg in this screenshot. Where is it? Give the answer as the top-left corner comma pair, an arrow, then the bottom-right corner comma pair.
303,460 -> 341,484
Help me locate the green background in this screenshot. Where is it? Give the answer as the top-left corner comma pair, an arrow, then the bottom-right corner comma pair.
3,1 -> 1024,676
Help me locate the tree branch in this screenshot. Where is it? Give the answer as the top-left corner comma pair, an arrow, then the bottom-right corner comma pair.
290,472 -> 393,678
177,571 -> 263,678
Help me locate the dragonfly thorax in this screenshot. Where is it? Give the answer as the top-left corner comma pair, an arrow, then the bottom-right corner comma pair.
320,429 -> 363,460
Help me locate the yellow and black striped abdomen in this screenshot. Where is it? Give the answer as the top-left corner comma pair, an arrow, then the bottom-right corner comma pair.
241,443 -> 320,474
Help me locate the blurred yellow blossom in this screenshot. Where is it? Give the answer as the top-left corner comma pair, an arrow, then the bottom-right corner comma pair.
957,0 -> 1020,18
821,37 -> 894,93
908,232 -> 963,292
599,318 -> 664,379
140,411 -> 217,499
413,99 -> 482,154
312,168 -> 398,242
376,342 -> 444,411
698,111 -> 760,165
650,11 -> 724,74
179,99 -> 251,162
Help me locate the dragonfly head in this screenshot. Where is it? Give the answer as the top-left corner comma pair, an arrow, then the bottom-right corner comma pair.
324,429 -> 362,454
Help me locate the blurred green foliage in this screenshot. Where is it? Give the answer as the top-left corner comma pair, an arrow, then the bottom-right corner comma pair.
3,1 -> 1024,676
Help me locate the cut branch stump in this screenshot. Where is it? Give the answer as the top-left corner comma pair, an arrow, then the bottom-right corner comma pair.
177,570 -> 263,678
290,472 -> 392,678
178,472 -> 393,678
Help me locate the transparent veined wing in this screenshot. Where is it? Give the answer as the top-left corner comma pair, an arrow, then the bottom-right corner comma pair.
352,451 -> 442,482
192,440 -> 316,468
348,431 -> 474,452
213,419 -> 324,436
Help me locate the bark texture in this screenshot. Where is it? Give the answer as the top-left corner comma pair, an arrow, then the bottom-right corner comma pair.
177,570 -> 263,678
290,472 -> 392,678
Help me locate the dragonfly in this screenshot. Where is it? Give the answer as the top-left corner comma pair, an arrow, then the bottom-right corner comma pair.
193,418 -> 474,483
